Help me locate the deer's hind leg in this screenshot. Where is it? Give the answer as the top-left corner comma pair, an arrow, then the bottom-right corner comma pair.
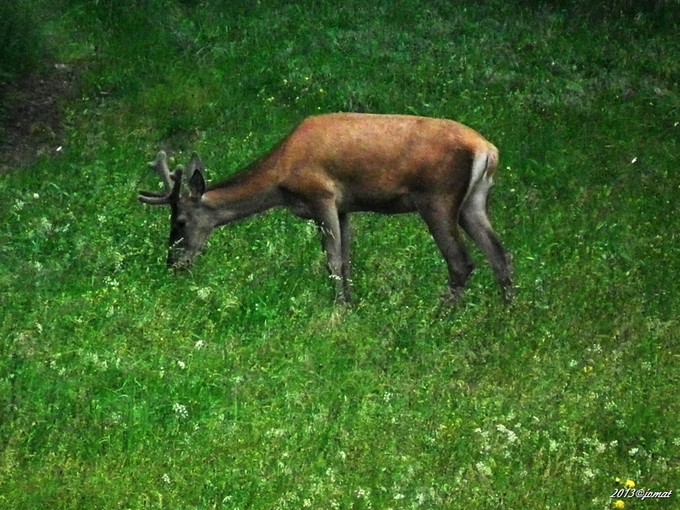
415,194 -> 474,301
459,179 -> 514,303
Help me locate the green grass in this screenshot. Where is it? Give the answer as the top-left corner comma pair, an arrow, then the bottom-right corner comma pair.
1,1 -> 679,508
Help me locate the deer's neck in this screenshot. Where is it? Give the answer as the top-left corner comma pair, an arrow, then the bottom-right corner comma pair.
203,149 -> 286,226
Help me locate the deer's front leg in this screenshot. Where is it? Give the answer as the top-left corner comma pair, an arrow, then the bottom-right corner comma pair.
339,212 -> 353,303
312,200 -> 347,304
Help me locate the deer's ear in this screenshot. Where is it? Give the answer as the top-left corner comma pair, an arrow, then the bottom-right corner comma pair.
188,167 -> 206,196
187,152 -> 204,174
186,153 -> 206,197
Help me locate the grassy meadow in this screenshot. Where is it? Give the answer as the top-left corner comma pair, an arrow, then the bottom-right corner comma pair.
1,1 -> 679,508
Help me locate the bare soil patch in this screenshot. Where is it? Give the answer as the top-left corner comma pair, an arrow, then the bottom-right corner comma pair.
0,62 -> 79,172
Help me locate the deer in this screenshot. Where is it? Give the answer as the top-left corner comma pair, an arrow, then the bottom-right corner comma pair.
138,113 -> 513,305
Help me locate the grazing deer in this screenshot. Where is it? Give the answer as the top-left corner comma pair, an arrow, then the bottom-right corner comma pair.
139,113 -> 513,304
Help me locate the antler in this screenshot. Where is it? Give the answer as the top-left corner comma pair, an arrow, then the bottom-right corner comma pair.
139,151 -> 183,205
150,151 -> 174,191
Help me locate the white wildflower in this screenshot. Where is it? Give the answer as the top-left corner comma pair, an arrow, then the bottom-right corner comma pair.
39,218 -> 53,233
475,461 -> 492,477
173,403 -> 188,419
496,423 -> 518,443
104,276 -> 119,288
356,487 -> 369,499
196,287 -> 211,300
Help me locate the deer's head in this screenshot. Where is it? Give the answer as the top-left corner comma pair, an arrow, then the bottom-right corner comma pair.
139,151 -> 213,270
